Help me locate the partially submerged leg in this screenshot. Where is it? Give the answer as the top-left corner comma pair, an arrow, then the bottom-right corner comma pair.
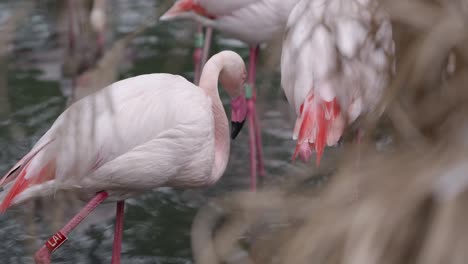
34,191 -> 109,264
111,200 -> 125,264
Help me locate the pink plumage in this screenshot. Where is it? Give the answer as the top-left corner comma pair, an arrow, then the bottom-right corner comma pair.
160,0 -> 299,45
0,50 -> 249,263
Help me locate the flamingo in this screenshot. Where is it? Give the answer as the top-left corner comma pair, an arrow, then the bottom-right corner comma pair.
160,0 -> 299,190
0,50 -> 248,264
281,0 -> 395,165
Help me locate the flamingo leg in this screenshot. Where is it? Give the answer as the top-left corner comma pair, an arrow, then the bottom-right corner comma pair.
247,98 -> 257,191
353,129 -> 364,202
96,31 -> 105,58
111,200 -> 125,264
201,27 -> 213,69
34,191 -> 109,264
193,24 -> 204,85
67,0 -> 77,53
355,128 -> 364,166
246,45 -> 265,191
250,46 -> 265,177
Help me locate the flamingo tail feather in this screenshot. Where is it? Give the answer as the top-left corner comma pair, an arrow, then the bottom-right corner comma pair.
292,93 -> 342,166
0,140 -> 55,213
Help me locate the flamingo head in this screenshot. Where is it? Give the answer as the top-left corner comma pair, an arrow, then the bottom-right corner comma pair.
217,52 -> 248,139
230,94 -> 247,139
160,0 -> 216,21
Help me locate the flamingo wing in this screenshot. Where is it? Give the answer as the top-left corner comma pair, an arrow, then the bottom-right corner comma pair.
82,123 -> 214,193
211,0 -> 298,45
9,121 -> 215,206
199,0 -> 260,15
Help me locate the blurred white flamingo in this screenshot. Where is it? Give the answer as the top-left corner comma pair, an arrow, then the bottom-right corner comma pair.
160,0 -> 299,190
281,0 -> 395,165
0,50 -> 248,264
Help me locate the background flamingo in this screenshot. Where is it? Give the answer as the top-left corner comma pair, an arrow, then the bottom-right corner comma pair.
69,15 -> 158,105
281,0 -> 395,165
0,50 -> 248,264
160,0 -> 299,190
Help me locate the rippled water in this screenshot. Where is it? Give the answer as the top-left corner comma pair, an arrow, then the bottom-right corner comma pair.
0,1 -> 303,263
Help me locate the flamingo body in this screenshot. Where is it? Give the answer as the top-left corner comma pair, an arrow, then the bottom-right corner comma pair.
281,0 -> 395,164
161,0 -> 298,45
0,51 -> 248,211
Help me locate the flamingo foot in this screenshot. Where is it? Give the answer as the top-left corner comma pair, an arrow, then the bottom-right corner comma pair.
111,201 -> 125,264
33,191 -> 109,263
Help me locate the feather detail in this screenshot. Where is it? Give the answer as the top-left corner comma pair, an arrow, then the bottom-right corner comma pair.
0,140 -> 56,213
180,0 -> 217,19
291,92 -> 342,166
0,140 -> 54,187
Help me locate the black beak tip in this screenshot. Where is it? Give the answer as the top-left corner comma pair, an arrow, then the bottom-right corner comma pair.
231,120 -> 245,139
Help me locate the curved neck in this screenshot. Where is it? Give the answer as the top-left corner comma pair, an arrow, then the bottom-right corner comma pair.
199,55 -> 230,183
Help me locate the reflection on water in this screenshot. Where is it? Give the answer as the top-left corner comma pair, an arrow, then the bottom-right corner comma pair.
0,0 -> 299,263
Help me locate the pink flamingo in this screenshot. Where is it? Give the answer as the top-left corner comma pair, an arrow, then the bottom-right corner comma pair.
160,0 -> 298,190
0,50 -> 248,264
281,0 -> 395,165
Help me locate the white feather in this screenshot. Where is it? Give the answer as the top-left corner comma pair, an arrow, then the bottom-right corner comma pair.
281,0 -> 395,119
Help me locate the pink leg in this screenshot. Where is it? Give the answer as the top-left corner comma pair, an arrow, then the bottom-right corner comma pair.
249,46 -> 265,177
34,191 -> 109,264
201,27 -> 213,70
111,201 -> 125,264
193,24 -> 204,85
246,45 -> 265,191
353,129 -> 364,202
247,99 -> 257,191
67,0 -> 76,53
355,128 -> 364,166
96,32 -> 105,58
